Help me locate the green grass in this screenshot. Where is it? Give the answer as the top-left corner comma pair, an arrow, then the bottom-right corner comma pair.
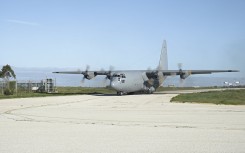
1,86 -> 245,105
1,86 -> 211,100
56,87 -> 115,94
156,86 -> 219,91
0,87 -> 115,99
171,89 -> 245,105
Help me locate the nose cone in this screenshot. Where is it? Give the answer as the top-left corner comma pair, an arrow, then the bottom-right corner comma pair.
110,81 -> 115,88
110,80 -> 120,91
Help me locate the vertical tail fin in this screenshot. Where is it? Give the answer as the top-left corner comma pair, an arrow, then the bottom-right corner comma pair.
158,40 -> 168,70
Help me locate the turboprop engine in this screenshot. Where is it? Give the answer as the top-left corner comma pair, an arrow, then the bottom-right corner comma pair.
84,72 -> 96,80
179,70 -> 191,79
178,63 -> 191,79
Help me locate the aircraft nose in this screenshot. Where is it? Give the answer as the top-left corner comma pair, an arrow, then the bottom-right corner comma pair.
111,82 -> 115,88
110,81 -> 119,91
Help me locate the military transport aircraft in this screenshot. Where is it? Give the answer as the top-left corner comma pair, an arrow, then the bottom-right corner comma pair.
53,40 -> 238,95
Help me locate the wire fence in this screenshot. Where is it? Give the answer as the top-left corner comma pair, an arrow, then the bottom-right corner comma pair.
0,79 -> 56,95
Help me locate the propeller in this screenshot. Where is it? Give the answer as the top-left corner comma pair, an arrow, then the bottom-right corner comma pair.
179,76 -> 185,87
100,65 -> 114,87
177,63 -> 192,87
81,65 -> 90,83
178,63 -> 183,71
178,63 -> 191,80
86,65 -> 90,71
178,63 -> 185,87
104,65 -> 114,80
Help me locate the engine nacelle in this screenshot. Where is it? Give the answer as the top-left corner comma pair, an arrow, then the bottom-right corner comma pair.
84,72 -> 96,80
180,72 -> 190,79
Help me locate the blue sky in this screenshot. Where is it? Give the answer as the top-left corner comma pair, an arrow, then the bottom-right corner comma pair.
0,0 -> 245,76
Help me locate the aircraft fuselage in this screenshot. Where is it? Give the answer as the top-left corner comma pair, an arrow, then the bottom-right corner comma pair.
110,71 -> 166,95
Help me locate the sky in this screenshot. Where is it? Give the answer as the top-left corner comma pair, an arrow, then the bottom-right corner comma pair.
0,0 -> 245,77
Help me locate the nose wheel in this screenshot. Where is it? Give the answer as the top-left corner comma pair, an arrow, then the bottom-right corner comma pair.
117,91 -> 123,96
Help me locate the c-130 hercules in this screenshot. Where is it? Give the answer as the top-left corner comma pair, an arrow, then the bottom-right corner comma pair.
53,40 -> 239,95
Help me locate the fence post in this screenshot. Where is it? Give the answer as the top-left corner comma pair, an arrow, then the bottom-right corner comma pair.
1,81 -> 3,95
16,80 -> 18,95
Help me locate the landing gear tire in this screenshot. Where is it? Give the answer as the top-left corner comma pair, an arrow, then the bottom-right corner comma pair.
117,91 -> 123,96
147,90 -> 153,94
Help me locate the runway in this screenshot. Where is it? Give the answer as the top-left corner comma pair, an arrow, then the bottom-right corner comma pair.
1,93 -> 245,153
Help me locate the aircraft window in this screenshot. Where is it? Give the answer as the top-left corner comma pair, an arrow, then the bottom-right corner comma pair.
120,74 -> 126,78
122,80 -> 125,83
113,74 -> 120,77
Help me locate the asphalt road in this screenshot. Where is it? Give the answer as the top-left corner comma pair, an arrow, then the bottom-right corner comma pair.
0,93 -> 245,153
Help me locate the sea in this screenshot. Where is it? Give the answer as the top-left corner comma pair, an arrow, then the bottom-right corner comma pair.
8,67 -> 245,87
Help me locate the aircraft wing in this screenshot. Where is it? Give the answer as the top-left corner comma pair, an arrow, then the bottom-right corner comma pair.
53,71 -> 83,74
160,70 -> 239,76
53,70 -> 111,80
53,69 -> 239,80
157,70 -> 239,79
53,71 -> 109,75
53,70 -> 239,75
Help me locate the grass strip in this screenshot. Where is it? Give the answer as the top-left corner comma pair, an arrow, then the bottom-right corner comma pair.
0,87 -> 115,99
171,89 -> 245,105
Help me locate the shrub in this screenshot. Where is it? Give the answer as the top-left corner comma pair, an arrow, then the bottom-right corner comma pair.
4,88 -> 13,95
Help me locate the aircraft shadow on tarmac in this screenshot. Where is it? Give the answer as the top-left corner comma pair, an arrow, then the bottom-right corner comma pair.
92,92 -> 168,96
92,94 -> 118,96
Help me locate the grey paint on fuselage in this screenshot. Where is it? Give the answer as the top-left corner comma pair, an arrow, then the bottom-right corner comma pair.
111,71 -> 144,93
110,71 -> 167,93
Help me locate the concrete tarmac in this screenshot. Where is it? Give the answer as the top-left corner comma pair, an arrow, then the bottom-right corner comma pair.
0,93 -> 245,153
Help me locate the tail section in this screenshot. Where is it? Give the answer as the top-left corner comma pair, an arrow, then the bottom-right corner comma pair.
144,40 -> 169,91
157,40 -> 168,86
158,40 -> 168,70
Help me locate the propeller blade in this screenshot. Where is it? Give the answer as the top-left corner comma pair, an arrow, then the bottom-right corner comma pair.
179,78 -> 185,87
81,77 -> 86,83
178,63 -> 183,70
81,65 -> 90,82
177,63 -> 185,87
109,65 -> 114,71
85,65 -> 90,71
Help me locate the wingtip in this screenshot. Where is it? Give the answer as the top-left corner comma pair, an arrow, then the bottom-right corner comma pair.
228,70 -> 239,72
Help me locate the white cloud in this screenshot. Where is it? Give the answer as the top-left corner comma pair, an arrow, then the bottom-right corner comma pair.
7,19 -> 40,26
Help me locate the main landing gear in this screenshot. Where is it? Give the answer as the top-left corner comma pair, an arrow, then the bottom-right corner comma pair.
117,91 -> 123,96
147,90 -> 153,94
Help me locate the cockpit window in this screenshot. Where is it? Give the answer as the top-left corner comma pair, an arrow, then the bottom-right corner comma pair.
112,73 -> 126,82
120,73 -> 126,78
113,74 -> 120,77
113,73 -> 126,78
